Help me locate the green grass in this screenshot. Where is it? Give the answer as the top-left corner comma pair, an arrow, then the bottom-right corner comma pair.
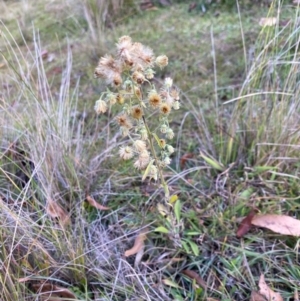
1,0 -> 300,300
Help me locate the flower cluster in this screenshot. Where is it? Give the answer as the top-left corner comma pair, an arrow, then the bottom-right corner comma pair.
94,36 -> 180,182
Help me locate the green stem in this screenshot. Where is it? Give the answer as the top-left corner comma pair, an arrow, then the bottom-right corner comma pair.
142,116 -> 169,201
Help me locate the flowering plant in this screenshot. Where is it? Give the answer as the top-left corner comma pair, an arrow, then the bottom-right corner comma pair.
94,36 -> 180,202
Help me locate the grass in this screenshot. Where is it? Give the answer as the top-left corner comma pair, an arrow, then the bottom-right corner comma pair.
1,0 -> 300,300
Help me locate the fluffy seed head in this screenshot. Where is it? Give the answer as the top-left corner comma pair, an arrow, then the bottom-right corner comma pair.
133,140 -> 147,152
164,77 -> 173,88
94,99 -> 107,114
155,55 -> 168,69
134,151 -> 150,169
119,146 -> 134,160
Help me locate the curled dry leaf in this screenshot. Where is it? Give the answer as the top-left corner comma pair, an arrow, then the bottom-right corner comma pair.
46,199 -> 70,226
258,274 -> 283,301
124,230 -> 147,257
236,209 -> 257,238
32,283 -> 76,300
251,214 -> 300,236
86,195 -> 110,210
259,17 -> 277,26
182,269 -> 207,289
180,153 -> 194,169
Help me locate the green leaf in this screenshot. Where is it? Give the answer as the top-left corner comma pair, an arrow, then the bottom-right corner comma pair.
174,199 -> 181,223
185,231 -> 202,236
187,240 -> 199,256
181,240 -> 191,254
154,226 -> 170,234
200,152 -> 224,171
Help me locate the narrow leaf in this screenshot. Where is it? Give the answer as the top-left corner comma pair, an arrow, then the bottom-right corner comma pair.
200,152 -> 224,171
174,199 -> 181,223
142,159 -> 154,181
187,240 -> 199,256
162,278 -> 180,288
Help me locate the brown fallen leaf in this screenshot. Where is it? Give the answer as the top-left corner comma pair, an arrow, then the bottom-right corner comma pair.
236,209 -> 257,238
259,17 -> 277,27
124,230 -> 147,257
180,153 -> 194,169
258,274 -> 283,301
32,283 -> 76,300
46,199 -> 70,226
86,195 -> 110,210
181,269 -> 207,289
250,291 -> 267,301
251,214 -> 300,236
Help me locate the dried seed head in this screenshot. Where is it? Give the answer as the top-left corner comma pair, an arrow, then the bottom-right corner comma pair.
134,86 -> 142,100
155,55 -> 168,69
119,146 -> 134,160
116,114 -> 132,129
134,151 -> 150,169
159,139 -> 166,148
132,71 -> 145,84
94,99 -> 107,114
160,103 -> 171,115
170,88 -> 180,100
116,93 -> 125,105
131,106 -> 143,119
148,91 -> 162,108
133,140 -> 147,152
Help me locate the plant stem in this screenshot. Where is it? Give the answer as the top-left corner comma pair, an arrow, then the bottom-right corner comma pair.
142,116 -> 170,201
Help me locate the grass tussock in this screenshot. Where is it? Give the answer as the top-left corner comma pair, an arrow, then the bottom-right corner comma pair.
1,0 -> 300,300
